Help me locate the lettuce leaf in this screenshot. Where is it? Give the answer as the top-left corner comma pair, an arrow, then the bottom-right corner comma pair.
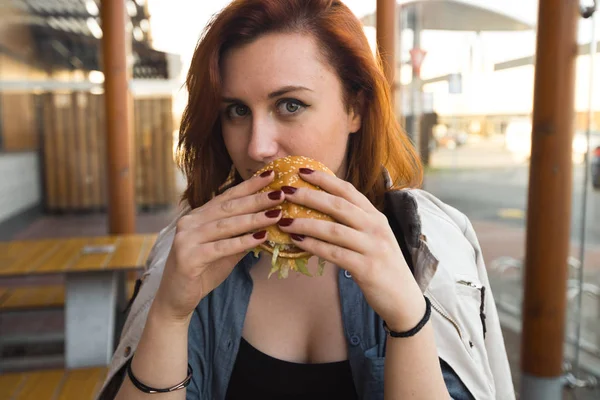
264,250 -> 324,279
268,263 -> 279,279
279,259 -> 291,279
271,244 -> 280,268
268,244 -> 281,279
318,257 -> 326,276
295,258 -> 312,277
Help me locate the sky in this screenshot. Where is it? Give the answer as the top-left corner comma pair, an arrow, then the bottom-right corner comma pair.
146,0 -> 538,63
147,0 -> 378,59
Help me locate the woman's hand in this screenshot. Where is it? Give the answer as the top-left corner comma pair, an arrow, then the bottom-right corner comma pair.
278,169 -> 426,332
152,171 -> 284,324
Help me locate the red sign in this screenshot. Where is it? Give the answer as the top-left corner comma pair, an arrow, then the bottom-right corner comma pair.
410,48 -> 427,78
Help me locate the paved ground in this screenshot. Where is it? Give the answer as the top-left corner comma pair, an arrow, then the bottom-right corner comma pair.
429,135 -> 523,169
427,136 -> 600,246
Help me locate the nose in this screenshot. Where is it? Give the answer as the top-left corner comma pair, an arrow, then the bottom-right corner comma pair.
247,111 -> 280,162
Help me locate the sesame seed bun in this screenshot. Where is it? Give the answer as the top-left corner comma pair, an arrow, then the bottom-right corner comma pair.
253,156 -> 335,275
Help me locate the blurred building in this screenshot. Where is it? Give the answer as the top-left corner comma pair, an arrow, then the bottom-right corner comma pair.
0,0 -> 182,225
361,1 -> 600,139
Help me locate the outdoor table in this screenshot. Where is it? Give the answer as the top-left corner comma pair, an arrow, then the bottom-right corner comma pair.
0,234 -> 157,368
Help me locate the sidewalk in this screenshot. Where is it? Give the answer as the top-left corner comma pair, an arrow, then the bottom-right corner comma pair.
430,135 -> 524,170
472,219 -> 600,272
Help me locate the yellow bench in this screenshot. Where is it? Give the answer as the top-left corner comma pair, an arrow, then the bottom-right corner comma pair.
0,367 -> 108,400
0,281 -> 138,312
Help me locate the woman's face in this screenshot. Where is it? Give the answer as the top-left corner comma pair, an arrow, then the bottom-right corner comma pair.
220,32 -> 362,180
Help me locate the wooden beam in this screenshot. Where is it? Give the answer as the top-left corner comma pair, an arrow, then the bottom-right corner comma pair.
376,0 -> 396,96
100,0 -> 135,234
520,0 -> 580,398
494,40 -> 600,71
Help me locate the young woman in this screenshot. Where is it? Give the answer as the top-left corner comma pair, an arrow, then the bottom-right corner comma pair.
99,1 -> 514,399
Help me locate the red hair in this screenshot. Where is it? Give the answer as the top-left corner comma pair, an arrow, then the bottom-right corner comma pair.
178,0 -> 422,210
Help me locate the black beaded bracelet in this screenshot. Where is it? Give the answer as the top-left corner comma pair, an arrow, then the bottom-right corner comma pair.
383,296 -> 432,338
126,356 -> 193,394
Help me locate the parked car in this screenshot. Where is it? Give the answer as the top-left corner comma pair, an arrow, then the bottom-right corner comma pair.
432,124 -> 468,149
592,146 -> 600,189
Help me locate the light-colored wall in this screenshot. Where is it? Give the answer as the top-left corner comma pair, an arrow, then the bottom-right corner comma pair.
0,152 -> 41,223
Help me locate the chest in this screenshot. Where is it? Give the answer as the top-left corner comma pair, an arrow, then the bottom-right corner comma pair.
242,257 -> 348,364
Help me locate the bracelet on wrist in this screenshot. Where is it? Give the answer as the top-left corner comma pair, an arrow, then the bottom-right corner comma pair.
126,355 -> 193,394
383,296 -> 431,338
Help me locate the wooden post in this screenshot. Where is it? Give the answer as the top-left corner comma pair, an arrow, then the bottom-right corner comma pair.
408,4 -> 423,157
520,0 -> 580,398
396,6 -> 404,117
377,0 -> 396,99
100,0 -> 136,234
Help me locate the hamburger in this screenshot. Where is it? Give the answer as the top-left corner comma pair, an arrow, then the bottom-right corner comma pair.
252,156 -> 335,279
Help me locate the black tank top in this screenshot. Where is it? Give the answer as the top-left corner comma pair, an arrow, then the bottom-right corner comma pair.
225,203 -> 412,399
225,337 -> 359,399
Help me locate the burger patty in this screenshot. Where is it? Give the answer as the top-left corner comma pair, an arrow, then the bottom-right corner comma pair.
266,241 -> 304,253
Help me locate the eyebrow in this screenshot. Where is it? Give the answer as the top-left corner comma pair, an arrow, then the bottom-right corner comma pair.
221,85 -> 313,103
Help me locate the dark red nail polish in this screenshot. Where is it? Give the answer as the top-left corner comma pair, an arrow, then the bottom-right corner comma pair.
268,190 -> 282,200
281,186 -> 297,195
260,170 -> 273,178
265,209 -> 282,218
253,231 -> 267,239
277,218 -> 294,227
299,168 -> 314,175
290,234 -> 305,241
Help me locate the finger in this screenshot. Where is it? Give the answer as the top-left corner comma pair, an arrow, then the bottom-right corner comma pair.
210,188 -> 284,221
281,186 -> 366,230
288,234 -> 364,275
181,189 -> 284,228
297,169 -> 375,212
190,170 -> 275,215
277,218 -> 369,253
198,208 -> 283,243
196,230 -> 269,264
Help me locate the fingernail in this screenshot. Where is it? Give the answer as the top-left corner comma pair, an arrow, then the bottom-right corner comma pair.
299,168 -> 314,175
277,218 -> 294,227
260,170 -> 273,178
281,186 -> 297,195
265,209 -> 282,218
253,231 -> 267,240
268,190 -> 282,200
290,234 -> 305,241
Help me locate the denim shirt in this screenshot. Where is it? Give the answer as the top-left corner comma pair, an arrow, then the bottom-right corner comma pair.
186,252 -> 473,400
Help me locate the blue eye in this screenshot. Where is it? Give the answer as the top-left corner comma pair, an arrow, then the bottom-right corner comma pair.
277,99 -> 307,116
226,104 -> 250,119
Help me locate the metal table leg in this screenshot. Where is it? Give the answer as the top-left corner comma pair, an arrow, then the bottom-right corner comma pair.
65,271 -> 125,368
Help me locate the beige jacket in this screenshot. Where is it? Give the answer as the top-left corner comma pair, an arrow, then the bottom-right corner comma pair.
97,189 -> 515,399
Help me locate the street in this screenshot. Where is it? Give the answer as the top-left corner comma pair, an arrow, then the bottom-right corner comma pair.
425,140 -> 600,247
